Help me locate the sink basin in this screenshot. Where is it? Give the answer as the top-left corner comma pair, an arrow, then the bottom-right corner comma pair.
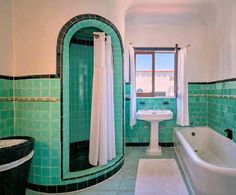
136,109 -> 173,122
136,109 -> 173,155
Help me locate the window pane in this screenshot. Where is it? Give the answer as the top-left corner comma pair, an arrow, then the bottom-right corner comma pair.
136,54 -> 152,94
155,53 -> 175,97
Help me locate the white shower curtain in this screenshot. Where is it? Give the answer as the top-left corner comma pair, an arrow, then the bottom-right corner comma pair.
89,33 -> 115,166
105,36 -> 116,161
129,44 -> 137,128
176,48 -> 189,126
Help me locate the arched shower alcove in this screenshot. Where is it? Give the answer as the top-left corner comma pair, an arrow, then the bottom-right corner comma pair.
56,14 -> 124,192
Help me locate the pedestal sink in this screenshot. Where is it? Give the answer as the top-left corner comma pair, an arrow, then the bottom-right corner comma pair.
136,109 -> 173,155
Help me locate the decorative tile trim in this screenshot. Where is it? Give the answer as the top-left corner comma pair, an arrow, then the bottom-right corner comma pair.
15,97 -> 60,102
0,97 -> 60,102
0,97 -> 14,102
189,94 -> 208,97
189,94 -> 236,99
207,94 -> 236,99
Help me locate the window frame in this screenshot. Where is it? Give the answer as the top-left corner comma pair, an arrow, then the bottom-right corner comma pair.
134,47 -> 178,98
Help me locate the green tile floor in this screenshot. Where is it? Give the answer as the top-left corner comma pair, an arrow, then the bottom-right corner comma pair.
26,147 -> 192,195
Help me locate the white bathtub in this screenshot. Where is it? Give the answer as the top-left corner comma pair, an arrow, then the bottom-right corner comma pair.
174,126 -> 236,195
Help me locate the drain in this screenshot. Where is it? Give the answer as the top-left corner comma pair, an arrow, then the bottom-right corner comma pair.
194,149 -> 198,152
191,132 -> 195,136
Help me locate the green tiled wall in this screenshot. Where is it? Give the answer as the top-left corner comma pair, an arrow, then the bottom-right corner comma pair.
208,81 -> 236,142
188,84 -> 208,126
0,79 -> 14,138
125,97 -> 177,143
69,43 -> 93,143
14,79 -> 62,185
62,19 -> 124,181
125,83 -> 209,143
0,18 -> 125,188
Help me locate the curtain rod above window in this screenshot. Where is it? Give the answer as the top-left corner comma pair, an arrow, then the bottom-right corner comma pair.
134,47 -> 180,52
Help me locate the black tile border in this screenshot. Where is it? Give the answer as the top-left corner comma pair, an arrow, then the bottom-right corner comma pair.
188,82 -> 208,85
56,13 -> 124,77
0,75 -> 14,80
0,74 -> 58,80
189,77 -> 236,85
27,157 -> 124,193
71,38 -> 94,46
208,77 -> 236,84
57,13 -> 125,188
70,140 -> 89,149
126,142 -> 174,147
14,74 -> 59,80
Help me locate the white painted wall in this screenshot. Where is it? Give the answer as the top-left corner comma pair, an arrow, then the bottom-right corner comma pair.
13,0 -> 124,76
0,0 -> 235,80
125,14 -> 209,82
207,0 -> 236,81
0,0 -> 14,76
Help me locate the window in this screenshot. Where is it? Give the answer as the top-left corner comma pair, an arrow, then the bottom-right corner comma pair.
135,48 -> 176,97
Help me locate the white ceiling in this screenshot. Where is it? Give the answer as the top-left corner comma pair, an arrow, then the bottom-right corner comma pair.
124,0 -> 221,20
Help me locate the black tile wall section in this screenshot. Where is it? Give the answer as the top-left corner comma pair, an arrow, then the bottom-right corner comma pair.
0,137 -> 34,195
27,157 -> 125,193
0,160 -> 32,195
70,38 -> 94,46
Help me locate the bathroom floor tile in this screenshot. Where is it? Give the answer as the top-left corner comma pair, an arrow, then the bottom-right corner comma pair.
26,147 -> 193,195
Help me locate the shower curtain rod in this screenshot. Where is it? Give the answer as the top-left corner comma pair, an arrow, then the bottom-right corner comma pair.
78,30 -> 108,40
78,31 -> 99,38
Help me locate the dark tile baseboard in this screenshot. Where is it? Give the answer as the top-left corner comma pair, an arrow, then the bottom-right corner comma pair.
27,157 -> 124,193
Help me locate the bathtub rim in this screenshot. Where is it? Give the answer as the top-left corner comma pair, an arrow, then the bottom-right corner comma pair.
174,126 -> 236,175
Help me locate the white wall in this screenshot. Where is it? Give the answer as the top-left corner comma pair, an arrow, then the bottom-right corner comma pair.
125,14 -> 209,82
207,0 -> 236,81
1,0 -> 235,80
13,0 -> 123,76
0,0 -> 14,76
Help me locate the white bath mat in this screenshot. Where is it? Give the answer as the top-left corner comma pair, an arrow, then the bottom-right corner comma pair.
135,159 -> 188,195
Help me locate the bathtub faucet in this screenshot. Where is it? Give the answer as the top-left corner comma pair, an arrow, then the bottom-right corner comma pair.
224,129 -> 233,140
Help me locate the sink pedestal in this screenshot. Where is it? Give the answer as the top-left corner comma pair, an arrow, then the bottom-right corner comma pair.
146,122 -> 162,155
136,109 -> 173,156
